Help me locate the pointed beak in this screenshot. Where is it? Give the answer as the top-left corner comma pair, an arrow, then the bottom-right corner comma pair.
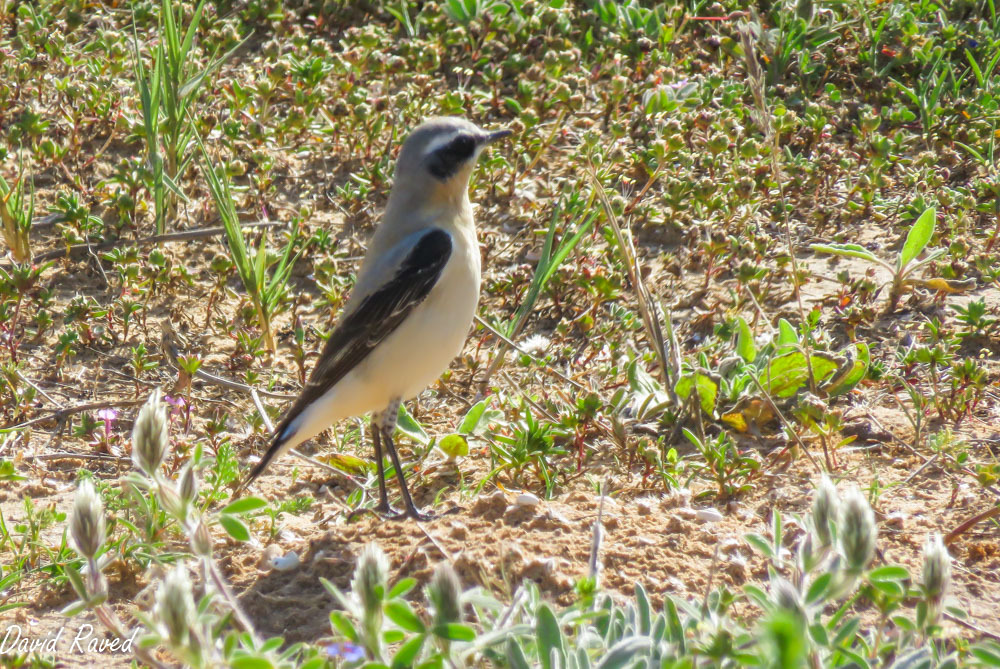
481,128 -> 512,145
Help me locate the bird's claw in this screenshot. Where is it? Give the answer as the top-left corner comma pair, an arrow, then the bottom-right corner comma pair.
346,505 -> 403,523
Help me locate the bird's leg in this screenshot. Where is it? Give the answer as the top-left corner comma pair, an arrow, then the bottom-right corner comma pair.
370,424 -> 399,517
378,400 -> 433,521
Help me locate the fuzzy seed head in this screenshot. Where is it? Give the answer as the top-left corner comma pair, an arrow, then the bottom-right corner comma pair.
132,389 -> 169,478
155,565 -> 195,647
771,577 -> 805,620
69,479 -> 106,559
190,519 -> 212,557
428,562 -> 462,626
158,481 -> 186,520
812,475 -> 839,548
921,532 -> 951,604
179,463 -> 198,505
838,487 -> 876,572
353,543 -> 389,614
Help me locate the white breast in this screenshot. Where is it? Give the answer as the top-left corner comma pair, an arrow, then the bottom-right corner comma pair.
281,224 -> 481,450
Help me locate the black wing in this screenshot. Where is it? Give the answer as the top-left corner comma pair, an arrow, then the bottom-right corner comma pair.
244,228 -> 452,484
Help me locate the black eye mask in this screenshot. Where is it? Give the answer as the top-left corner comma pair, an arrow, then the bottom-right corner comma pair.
427,134 -> 477,180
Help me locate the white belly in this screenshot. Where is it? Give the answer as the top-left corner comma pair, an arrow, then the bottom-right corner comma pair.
284,242 -> 480,449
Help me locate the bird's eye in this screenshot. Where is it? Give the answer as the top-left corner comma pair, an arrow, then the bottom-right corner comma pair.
427,134 -> 477,179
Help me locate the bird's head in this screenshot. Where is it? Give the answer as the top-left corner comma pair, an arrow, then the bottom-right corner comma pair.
392,117 -> 510,208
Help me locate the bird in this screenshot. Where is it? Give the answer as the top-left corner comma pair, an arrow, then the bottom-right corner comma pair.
236,117 -> 510,520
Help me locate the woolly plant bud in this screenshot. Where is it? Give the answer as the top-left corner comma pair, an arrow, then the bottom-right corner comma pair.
178,463 -> 198,506
921,533 -> 951,609
838,488 -> 876,572
352,543 -> 389,616
158,481 -> 188,522
812,475 -> 839,549
190,519 -> 212,557
69,479 -> 106,560
155,565 -> 195,647
770,577 -> 805,622
427,562 -> 462,626
132,389 -> 169,478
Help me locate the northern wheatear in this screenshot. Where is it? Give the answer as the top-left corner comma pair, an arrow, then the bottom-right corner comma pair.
238,117 -> 510,519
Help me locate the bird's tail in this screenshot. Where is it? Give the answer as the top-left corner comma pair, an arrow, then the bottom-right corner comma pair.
232,421 -> 296,499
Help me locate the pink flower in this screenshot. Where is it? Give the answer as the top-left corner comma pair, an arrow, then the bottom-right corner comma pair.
163,395 -> 187,417
97,408 -> 117,437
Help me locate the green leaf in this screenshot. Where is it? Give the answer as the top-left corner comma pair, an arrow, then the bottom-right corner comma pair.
396,404 -> 429,445
63,562 -> 88,599
391,635 -> 426,669
971,642 -> 1000,666
869,579 -> 905,597
675,373 -> 716,415
60,599 -> 89,617
736,317 -> 756,362
0,459 -> 26,481
764,352 -> 838,398
805,572 -> 833,603
438,434 -> 468,458
431,623 -> 476,641
385,601 -> 425,633
744,533 -> 774,558
825,342 -> 869,397
777,318 -> 798,348
220,496 -> 267,515
898,207 -> 936,269
388,577 -> 418,599
693,373 -> 718,416
634,583 -> 651,635
458,399 -> 490,435
832,616 -> 862,647
328,610 -> 359,642
230,657 -> 274,669
506,638 -> 531,669
595,637 -> 652,669
219,514 -> 250,541
810,242 -> 879,264
536,603 -> 563,669
867,565 -> 909,582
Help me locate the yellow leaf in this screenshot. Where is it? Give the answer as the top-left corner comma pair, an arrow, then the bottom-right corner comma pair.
722,413 -> 748,432
916,277 -> 977,293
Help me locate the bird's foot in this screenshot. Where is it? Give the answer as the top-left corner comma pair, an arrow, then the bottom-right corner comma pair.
393,504 -> 463,522
346,504 -> 404,523
390,506 -> 434,522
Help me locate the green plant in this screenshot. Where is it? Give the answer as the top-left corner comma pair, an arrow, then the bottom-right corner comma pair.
487,402 -> 568,496
811,207 -> 974,313
199,140 -> 305,353
481,200 -> 595,389
0,160 -> 34,263
132,0 -> 243,234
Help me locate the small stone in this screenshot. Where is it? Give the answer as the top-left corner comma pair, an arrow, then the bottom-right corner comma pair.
260,544 -> 282,570
636,498 -> 655,516
885,511 -> 906,529
597,495 -> 619,511
637,535 -> 656,546
547,510 -> 573,529
675,507 -> 698,520
661,488 -> 692,509
696,508 -> 724,523
448,521 -> 468,540
719,537 -> 742,553
471,490 -> 508,519
516,492 -> 541,507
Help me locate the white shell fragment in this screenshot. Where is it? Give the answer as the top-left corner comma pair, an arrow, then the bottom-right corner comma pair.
270,550 -> 301,572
